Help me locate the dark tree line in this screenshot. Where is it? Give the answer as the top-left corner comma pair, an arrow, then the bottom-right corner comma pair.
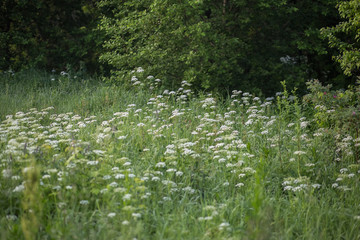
1,0 -> 359,95
0,0 -> 102,73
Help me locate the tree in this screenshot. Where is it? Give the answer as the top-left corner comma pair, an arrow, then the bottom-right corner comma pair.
321,0 -> 360,77
0,0 -> 103,73
99,0 -> 347,95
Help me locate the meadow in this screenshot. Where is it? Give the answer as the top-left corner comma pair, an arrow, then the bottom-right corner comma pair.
1,69 -> 359,239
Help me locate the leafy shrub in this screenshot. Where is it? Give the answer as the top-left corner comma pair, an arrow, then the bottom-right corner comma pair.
303,79 -> 360,161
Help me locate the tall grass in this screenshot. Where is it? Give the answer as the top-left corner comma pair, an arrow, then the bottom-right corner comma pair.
0,69 -> 359,239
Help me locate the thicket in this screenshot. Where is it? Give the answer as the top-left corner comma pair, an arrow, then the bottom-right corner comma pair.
1,0 -> 360,95
0,0 -> 103,73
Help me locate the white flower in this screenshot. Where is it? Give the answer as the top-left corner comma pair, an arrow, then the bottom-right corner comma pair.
245,119 -> 253,126
137,123 -> 145,127
107,212 -> 116,218
87,160 -> 99,166
300,121 -> 309,129
122,220 -> 130,225
132,213 -> 141,219
236,183 -> 244,187
6,215 -> 18,221
2,169 -> 12,178
198,216 -> 213,221
79,200 -> 89,205
93,150 -> 105,155
131,76 -> 138,82
219,222 -> 230,230
156,162 -> 166,168
294,151 -> 306,155
151,176 -> 160,181
109,182 -> 118,187
13,184 -> 25,192
103,175 -> 111,180
42,174 -> 51,179
123,194 -> 132,201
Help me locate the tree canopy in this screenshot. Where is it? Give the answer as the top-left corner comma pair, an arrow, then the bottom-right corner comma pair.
98,0 -> 353,95
321,0 -> 360,77
1,0 -> 358,95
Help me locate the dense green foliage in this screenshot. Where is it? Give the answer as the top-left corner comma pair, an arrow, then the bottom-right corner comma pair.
321,0 -> 360,77
1,0 -> 360,94
0,70 -> 360,239
98,0 -> 352,95
0,0 -> 102,72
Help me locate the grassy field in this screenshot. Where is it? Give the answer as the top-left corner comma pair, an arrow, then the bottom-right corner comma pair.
1,70 -> 359,239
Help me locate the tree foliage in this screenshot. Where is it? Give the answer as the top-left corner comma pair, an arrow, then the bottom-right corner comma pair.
321,0 -> 360,77
99,0 -> 347,95
0,0 -> 103,72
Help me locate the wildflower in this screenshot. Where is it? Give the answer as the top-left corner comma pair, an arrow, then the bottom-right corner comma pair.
152,176 -> 160,181
13,184 -> 25,192
245,119 -> 253,126
6,215 -> 18,221
122,220 -> 130,225
79,200 -> 89,205
103,175 -> 111,180
300,121 -> 309,129
115,174 -> 125,179
93,150 -> 105,155
2,169 -> 12,178
132,213 -> 141,219
219,222 -> 230,230
107,213 -> 116,218
198,216 -> 213,221
156,162 -> 166,168
123,194 -> 132,201
87,160 -> 99,166
163,197 -> 171,201
294,151 -> 306,155
236,183 -> 244,187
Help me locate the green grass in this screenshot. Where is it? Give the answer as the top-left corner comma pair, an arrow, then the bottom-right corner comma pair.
0,70 -> 359,239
